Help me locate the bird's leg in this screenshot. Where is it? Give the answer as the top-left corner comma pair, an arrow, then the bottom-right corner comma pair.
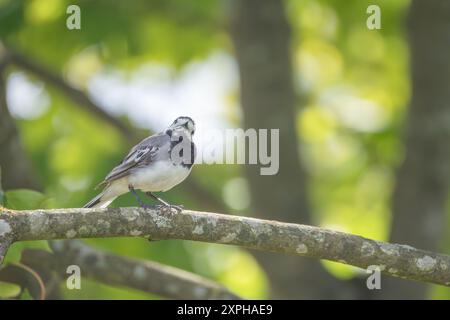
128,186 -> 158,243
146,192 -> 170,206
128,185 -> 151,209
145,192 -> 183,212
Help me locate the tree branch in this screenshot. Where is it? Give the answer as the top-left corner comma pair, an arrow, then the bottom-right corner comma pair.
19,241 -> 240,300
0,237 -> 11,265
0,167 -> 11,265
0,207 -> 449,287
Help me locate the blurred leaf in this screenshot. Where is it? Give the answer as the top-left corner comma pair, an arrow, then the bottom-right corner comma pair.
19,288 -> 33,300
0,281 -> 22,299
0,0 -> 24,37
4,189 -> 47,210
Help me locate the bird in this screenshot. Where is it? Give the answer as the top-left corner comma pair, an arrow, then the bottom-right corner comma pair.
84,116 -> 196,211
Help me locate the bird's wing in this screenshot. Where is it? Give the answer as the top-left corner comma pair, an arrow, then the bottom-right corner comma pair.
97,132 -> 169,187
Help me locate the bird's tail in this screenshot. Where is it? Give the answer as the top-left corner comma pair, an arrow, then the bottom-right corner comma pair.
84,191 -> 116,208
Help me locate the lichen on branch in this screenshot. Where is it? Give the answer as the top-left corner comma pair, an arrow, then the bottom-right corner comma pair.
0,207 -> 449,287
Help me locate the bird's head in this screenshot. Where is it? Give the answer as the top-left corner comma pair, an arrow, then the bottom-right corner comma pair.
167,116 -> 196,136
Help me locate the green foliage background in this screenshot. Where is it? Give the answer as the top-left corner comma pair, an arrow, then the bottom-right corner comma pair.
0,0 -> 448,299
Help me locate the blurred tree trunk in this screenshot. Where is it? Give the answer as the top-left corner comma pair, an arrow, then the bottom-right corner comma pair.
0,62 -> 39,190
228,0 -> 350,299
383,0 -> 450,299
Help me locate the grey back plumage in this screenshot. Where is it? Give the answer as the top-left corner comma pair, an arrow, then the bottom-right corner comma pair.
98,132 -> 171,188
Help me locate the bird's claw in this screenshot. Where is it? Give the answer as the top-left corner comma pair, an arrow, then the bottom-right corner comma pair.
155,204 -> 183,213
170,204 -> 184,212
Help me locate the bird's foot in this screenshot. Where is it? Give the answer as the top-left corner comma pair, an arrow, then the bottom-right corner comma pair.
155,204 -> 184,213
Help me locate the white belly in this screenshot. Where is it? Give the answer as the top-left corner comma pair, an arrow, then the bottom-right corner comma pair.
127,161 -> 192,192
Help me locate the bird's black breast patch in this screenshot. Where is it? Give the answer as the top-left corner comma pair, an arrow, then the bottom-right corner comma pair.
182,142 -> 196,169
169,136 -> 196,169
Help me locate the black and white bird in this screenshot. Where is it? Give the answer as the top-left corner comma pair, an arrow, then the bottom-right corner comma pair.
84,116 -> 196,210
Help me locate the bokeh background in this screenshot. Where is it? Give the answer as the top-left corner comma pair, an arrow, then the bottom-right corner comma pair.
0,0 -> 449,299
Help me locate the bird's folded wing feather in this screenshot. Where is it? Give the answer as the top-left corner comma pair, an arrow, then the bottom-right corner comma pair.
97,133 -> 169,187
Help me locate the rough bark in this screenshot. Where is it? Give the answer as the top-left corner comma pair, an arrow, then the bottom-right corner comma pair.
228,0 -> 346,298
385,0 -> 450,299
0,236 -> 11,266
0,207 -> 449,287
